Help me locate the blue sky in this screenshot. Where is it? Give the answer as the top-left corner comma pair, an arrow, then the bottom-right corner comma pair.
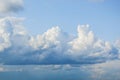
0,0 -> 120,65
18,0 -> 120,42
0,0 -> 120,79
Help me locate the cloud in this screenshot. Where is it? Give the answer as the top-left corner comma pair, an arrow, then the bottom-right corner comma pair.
52,64 -> 72,70
0,16 -> 120,65
0,60 -> 120,80
0,0 -> 23,14
115,39 -> 120,49
67,25 -> 119,63
0,17 -> 27,52
0,67 -> 4,72
86,60 -> 120,80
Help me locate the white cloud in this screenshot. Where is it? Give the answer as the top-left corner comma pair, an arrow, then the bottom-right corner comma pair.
29,27 -> 66,50
115,39 -> 120,49
0,17 -> 119,65
0,0 -> 23,14
0,0 -> 119,65
67,25 -> 119,63
0,17 -> 28,52
115,39 -> 120,58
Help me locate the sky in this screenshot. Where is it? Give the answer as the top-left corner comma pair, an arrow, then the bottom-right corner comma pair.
0,0 -> 120,80
18,0 -> 120,42
0,0 -> 120,63
0,0 -> 120,65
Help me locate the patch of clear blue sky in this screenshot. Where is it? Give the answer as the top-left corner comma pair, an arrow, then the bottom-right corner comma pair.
18,0 -> 120,42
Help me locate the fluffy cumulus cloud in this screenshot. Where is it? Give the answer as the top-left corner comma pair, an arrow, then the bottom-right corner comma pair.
0,0 -> 120,65
67,25 -> 119,63
0,17 -> 28,51
0,0 -> 23,14
0,16 -> 120,65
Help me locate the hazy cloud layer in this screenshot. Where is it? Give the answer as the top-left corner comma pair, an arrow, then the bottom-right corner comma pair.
0,16 -> 120,65
0,60 -> 120,80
